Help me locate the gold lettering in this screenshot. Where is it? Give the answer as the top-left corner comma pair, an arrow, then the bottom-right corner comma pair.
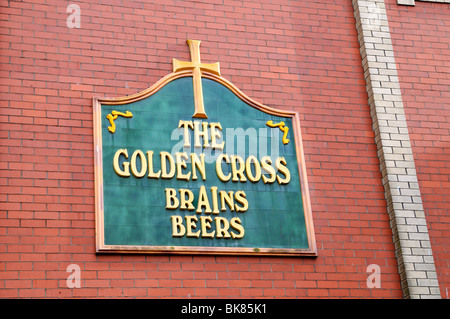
275,157 -> 291,184
196,185 -> 212,214
193,121 -> 210,148
176,152 -> 191,181
230,155 -> 247,182
261,156 -> 276,184
215,217 -> 231,239
178,120 -> 193,148
185,215 -> 200,238
130,150 -> 147,178
171,215 -> 186,237
190,153 -> 206,180
230,217 -> 245,239
146,151 -> 161,179
216,154 -> 231,182
200,216 -> 215,238
179,189 -> 195,211
165,188 -> 179,210
234,191 -> 248,212
160,151 -> 175,179
219,190 -> 234,212
245,155 -> 261,183
113,149 -> 130,177
210,186 -> 220,214
210,122 -> 225,150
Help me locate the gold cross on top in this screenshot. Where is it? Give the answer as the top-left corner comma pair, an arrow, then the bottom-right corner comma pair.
173,39 -> 220,119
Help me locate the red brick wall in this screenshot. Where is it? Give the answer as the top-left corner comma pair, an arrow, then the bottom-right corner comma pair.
0,0 -> 403,298
386,0 -> 450,299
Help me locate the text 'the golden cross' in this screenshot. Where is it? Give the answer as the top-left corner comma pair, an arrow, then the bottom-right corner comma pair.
173,39 -> 220,119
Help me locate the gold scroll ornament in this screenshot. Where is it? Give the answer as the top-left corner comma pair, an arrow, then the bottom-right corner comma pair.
266,120 -> 290,145
106,110 -> 133,133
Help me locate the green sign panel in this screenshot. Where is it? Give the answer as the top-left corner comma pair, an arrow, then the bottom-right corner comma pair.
93,40 -> 316,256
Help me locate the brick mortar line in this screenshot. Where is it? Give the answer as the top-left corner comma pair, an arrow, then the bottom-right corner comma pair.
351,0 -> 441,299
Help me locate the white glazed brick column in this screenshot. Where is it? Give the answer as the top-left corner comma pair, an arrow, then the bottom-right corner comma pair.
351,0 -> 441,299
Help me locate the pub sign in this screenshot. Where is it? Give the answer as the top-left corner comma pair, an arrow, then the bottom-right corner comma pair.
93,40 -> 316,256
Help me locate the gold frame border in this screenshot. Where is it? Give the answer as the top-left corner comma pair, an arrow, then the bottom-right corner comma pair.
93,70 -> 317,257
